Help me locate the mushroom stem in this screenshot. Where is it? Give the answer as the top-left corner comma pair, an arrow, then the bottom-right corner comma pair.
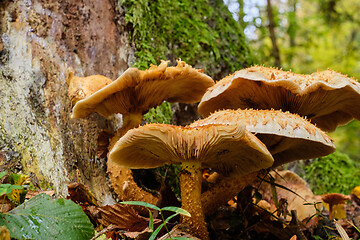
109,113 -> 143,149
180,161 -> 209,240
201,171 -> 265,216
328,205 -> 334,220
107,112 -> 159,214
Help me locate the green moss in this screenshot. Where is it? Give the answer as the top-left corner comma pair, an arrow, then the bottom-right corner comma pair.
119,0 -> 256,128
119,0 -> 255,77
143,101 -> 173,124
304,151 -> 360,195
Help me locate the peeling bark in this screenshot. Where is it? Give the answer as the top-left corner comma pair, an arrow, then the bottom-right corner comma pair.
0,0 -> 132,203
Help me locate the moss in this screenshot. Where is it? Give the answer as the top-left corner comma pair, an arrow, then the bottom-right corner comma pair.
143,101 -> 173,124
119,0 -> 255,78
304,151 -> 360,195
119,0 -> 256,131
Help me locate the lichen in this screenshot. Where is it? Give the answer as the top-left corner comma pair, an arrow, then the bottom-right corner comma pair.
0,6 -> 68,196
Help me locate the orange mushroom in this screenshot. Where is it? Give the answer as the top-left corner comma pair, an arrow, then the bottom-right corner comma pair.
109,123 -> 274,240
66,69 -> 112,106
198,66 -> 360,132
190,109 -> 335,215
67,60 -> 215,207
258,170 -> 322,221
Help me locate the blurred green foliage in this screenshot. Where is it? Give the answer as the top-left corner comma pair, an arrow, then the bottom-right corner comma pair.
304,151 -> 360,195
330,120 -> 360,162
247,0 -> 360,79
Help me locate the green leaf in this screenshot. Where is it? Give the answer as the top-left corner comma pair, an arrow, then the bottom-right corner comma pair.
0,193 -> 94,240
164,213 -> 180,223
120,201 -> 161,211
0,187 -> 12,195
0,171 -> 7,179
161,207 -> 191,217
149,222 -> 165,240
148,209 -> 154,230
9,185 -> 24,190
0,184 -> 12,189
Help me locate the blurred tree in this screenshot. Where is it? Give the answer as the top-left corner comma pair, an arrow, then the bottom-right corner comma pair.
244,0 -> 360,78
266,0 -> 281,67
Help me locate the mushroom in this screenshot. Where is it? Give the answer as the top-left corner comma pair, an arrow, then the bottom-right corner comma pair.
198,66 -> 360,132
109,123 -> 274,239
71,60 -> 214,130
68,60 -> 214,207
189,109 -> 335,214
66,68 -> 112,106
322,193 -> 350,220
258,170 -> 322,221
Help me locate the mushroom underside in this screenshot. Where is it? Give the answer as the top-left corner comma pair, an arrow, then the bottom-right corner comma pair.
199,80 -> 360,132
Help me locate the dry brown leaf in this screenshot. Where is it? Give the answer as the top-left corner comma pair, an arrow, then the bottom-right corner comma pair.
158,224 -> 201,240
0,203 -> 13,213
25,190 -> 55,199
67,182 -> 99,206
86,204 -> 161,232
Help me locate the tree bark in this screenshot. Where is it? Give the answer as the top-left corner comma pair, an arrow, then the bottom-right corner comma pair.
0,0 -> 132,203
266,0 -> 281,68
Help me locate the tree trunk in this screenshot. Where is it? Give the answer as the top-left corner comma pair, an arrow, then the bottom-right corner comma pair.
0,0 -> 132,203
287,0 -> 297,66
266,0 -> 281,68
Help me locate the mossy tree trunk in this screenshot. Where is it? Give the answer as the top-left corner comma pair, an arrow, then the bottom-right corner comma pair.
0,0 -> 255,206
0,0 -> 132,202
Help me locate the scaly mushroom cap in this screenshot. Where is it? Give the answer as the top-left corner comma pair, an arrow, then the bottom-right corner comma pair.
71,60 -> 214,119
66,69 -> 113,106
191,109 -> 335,167
198,66 -> 360,132
109,123 -> 274,175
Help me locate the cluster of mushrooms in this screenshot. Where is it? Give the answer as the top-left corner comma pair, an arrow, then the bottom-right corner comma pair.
67,61 -> 360,240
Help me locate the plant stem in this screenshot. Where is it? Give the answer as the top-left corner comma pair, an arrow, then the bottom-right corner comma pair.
160,210 -> 172,239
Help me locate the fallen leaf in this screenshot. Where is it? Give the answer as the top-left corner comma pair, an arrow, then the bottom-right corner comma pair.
25,190 -> 55,199
86,204 -> 161,232
67,182 -> 98,206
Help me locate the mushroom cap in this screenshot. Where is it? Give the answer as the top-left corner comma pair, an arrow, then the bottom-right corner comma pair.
258,170 -> 320,221
322,193 -> 350,205
109,123 -> 274,176
190,109 -> 335,167
198,66 -> 360,132
66,70 -> 113,106
71,60 -> 214,119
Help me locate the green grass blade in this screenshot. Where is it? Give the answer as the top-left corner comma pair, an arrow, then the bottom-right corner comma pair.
148,209 -> 154,230
149,222 -> 165,240
161,207 -> 191,217
120,201 -> 161,211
